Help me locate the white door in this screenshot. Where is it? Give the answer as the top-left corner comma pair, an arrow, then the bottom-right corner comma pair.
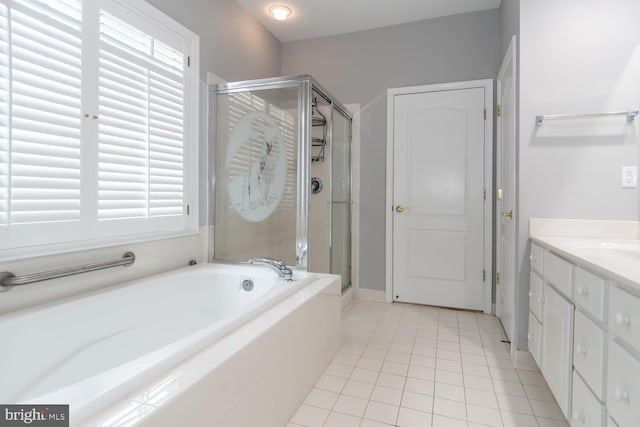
496,36 -> 517,340
391,87 -> 486,310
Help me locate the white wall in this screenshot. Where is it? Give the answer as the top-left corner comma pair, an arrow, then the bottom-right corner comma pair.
515,0 -> 640,350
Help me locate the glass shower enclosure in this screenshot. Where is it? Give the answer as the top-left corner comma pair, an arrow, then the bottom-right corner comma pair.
209,75 -> 352,292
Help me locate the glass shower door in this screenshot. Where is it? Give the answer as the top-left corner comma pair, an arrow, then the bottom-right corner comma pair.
331,107 -> 351,292
213,86 -> 299,265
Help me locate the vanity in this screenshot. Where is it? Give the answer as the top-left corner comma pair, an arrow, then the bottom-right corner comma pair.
528,219 -> 640,427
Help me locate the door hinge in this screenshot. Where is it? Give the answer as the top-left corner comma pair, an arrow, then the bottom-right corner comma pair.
484,108 -> 487,120
483,189 -> 486,201
497,188 -> 503,200
483,270 -> 486,282
496,272 -> 502,285
497,105 -> 502,117
187,56 -> 191,67
187,204 -> 190,215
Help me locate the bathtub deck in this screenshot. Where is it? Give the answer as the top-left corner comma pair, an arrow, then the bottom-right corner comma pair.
289,301 -> 566,427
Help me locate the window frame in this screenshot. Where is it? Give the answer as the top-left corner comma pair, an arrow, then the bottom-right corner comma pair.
0,0 -> 200,262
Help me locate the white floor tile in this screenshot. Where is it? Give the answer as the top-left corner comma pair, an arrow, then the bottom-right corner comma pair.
432,414 -> 468,427
465,388 -> 498,409
357,357 -> 384,372
523,384 -> 555,402
290,404 -> 329,427
466,403 -> 503,426
323,411 -> 361,427
370,384 -> 403,406
396,407 -> 433,427
363,401 -> 399,425
408,365 -> 435,381
381,360 -> 409,376
315,375 -> 347,393
292,303 -> 571,427
349,367 -> 379,384
401,390 -> 434,412
324,362 -> 354,379
341,379 -> 374,399
435,382 -> 466,403
332,394 -> 368,417
433,397 -> 467,421
304,388 -> 339,410
404,377 -> 435,396
501,410 -> 538,427
435,370 -> 464,387
495,393 -> 533,415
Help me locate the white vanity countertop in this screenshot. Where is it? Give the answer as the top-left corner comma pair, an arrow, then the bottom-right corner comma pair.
530,219 -> 640,292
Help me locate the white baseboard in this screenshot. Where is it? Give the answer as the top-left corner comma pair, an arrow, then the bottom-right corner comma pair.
355,288 -> 386,302
341,287 -> 354,309
514,350 -> 539,372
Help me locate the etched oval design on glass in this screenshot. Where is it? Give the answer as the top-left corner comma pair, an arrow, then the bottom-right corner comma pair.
226,111 -> 287,222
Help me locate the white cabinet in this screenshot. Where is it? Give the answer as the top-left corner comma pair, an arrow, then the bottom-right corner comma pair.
541,282 -> 574,418
529,239 -> 640,427
607,339 -> 640,427
571,370 -> 605,427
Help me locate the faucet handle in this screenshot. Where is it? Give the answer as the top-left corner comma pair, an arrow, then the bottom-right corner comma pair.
249,256 -> 286,267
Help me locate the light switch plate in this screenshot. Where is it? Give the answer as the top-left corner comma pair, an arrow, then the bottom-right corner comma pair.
622,166 -> 637,188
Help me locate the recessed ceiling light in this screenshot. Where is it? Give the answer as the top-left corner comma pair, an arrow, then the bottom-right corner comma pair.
269,5 -> 292,21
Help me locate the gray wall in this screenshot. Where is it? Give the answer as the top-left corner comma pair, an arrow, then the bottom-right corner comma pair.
500,0 -> 519,58
514,0 -> 640,350
282,10 -> 502,291
147,0 -> 281,81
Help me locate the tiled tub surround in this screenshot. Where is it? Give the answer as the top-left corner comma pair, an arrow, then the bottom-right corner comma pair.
529,219 -> 640,427
0,263 -> 341,426
290,301 -> 567,427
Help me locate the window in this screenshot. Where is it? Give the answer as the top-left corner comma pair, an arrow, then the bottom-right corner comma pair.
0,0 -> 199,254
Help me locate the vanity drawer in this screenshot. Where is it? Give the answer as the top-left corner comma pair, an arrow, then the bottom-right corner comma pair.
571,370 -> 604,427
528,311 -> 542,369
573,310 -> 606,399
531,242 -> 544,274
544,251 -> 573,298
575,267 -> 606,323
609,286 -> 640,352
529,271 -> 544,321
607,339 -> 640,427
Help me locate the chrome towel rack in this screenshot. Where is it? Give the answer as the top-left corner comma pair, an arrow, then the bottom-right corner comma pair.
0,251 -> 136,292
535,110 -> 639,126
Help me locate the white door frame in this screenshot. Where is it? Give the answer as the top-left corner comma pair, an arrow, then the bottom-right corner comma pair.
385,79 -> 494,314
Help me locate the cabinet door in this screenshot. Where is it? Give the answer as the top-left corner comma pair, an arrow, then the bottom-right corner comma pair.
542,283 -> 574,418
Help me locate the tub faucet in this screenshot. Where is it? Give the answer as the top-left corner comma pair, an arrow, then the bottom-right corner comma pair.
248,257 -> 293,281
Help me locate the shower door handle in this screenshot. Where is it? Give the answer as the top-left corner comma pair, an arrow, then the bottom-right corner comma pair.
395,205 -> 409,213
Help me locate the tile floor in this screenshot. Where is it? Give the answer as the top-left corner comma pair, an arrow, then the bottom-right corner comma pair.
288,300 -> 569,427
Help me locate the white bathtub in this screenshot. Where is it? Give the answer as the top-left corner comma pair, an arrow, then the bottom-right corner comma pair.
0,262 -> 341,426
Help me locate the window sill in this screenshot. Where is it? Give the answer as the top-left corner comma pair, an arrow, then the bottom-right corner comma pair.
0,228 -> 202,263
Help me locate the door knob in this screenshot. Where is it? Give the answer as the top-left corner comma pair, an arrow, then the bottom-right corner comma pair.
501,210 -> 513,219
395,205 -> 408,213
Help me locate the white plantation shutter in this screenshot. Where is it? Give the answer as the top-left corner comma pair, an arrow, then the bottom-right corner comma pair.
96,10 -> 186,234
0,0 -> 198,253
0,0 -> 84,249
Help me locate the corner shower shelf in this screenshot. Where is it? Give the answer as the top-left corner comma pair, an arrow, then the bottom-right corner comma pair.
535,110 -> 639,126
311,99 -> 328,162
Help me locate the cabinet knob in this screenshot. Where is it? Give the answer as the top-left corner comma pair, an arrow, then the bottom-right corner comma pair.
615,313 -> 631,327
575,344 -> 587,356
614,389 -> 630,402
528,291 -> 535,298
577,286 -> 589,297
527,333 -> 534,341
572,411 -> 585,422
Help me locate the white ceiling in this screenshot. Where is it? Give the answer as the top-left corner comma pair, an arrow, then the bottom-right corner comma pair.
236,0 -> 502,42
